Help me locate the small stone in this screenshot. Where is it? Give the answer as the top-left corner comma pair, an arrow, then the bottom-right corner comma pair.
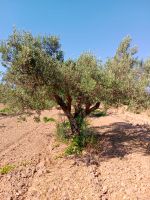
102,196 -> 108,200
102,186 -> 108,194
30,190 -> 38,197
15,192 -> 20,197
21,173 -> 27,178
7,174 -> 12,181
6,197 -> 13,200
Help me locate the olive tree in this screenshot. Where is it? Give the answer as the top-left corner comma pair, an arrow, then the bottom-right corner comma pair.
0,31 -> 149,134
0,30 -> 105,134
105,36 -> 150,109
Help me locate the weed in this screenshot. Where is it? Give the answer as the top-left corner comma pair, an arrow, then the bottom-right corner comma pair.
56,118 -> 99,155
0,107 -> 13,115
54,153 -> 64,160
52,143 -> 60,148
56,121 -> 71,142
65,132 -> 98,155
43,116 -> 55,123
65,118 -> 98,155
0,164 -> 15,175
20,160 -> 31,167
65,135 -> 83,155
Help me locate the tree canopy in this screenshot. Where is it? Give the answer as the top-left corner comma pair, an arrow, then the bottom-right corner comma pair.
0,30 -> 149,134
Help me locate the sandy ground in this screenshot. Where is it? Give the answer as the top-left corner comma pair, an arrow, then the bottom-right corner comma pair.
0,106 -> 150,200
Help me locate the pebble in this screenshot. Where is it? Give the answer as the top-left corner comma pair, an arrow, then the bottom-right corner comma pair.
102,186 -> 108,194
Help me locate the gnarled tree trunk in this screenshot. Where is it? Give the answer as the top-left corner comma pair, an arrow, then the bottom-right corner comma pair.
54,94 -> 100,135
68,115 -> 81,135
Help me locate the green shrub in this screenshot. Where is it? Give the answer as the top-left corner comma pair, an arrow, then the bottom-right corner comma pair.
65,134 -> 84,155
65,132 -> 98,155
56,118 -> 98,155
64,119 -> 98,155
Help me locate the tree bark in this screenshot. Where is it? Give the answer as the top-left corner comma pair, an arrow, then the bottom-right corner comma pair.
54,94 -> 80,135
70,102 -> 100,135
68,115 -> 81,135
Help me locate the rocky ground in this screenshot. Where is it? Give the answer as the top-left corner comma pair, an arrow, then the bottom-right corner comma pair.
0,106 -> 150,200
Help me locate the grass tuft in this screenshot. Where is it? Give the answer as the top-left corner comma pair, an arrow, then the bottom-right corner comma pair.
56,121 -> 70,142
0,107 -> 13,115
0,164 -> 15,175
43,116 -> 55,123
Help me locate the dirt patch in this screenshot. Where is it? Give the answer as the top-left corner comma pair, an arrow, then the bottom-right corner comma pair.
0,108 -> 150,199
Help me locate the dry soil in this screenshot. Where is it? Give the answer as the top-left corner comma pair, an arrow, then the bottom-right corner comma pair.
0,106 -> 150,200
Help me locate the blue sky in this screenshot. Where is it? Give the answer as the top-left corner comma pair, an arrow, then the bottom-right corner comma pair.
0,0 -> 150,71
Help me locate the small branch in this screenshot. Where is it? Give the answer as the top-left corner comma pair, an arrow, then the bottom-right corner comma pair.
74,96 -> 83,118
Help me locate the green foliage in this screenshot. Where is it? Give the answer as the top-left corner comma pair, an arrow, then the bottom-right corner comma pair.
0,29 -> 103,115
58,118 -> 98,155
56,121 -> 71,142
104,36 -> 150,109
0,107 -> 14,115
0,29 -> 150,136
0,164 -> 15,175
43,116 -> 55,123
65,134 -> 84,155
0,83 -> 7,104
0,29 -> 63,112
65,132 -> 98,155
62,53 -> 104,106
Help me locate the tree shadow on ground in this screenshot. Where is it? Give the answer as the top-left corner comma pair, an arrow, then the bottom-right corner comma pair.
77,122 -> 150,165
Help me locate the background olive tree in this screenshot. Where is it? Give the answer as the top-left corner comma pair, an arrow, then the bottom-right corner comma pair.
105,36 -> 150,109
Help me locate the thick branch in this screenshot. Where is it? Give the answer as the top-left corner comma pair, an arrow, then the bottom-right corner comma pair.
54,94 -> 80,135
74,102 -> 100,119
85,102 -> 91,114
54,94 -> 70,115
67,95 -> 72,113
74,96 -> 83,118
54,94 -> 67,109
85,102 -> 100,115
